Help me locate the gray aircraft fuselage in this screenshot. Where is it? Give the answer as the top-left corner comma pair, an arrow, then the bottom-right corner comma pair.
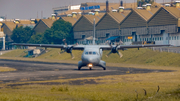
78,45 -> 106,70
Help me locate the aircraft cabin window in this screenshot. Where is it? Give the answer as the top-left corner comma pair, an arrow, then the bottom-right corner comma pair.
85,52 -> 88,55
85,51 -> 98,55
93,52 -> 96,55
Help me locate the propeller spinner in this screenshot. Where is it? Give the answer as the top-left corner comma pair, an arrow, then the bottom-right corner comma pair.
106,42 -> 123,58
59,39 -> 75,59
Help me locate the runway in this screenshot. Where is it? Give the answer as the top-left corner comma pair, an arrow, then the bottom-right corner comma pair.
0,59 -> 172,83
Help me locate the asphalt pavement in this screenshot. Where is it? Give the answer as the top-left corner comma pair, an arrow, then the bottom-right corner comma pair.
0,59 -> 173,84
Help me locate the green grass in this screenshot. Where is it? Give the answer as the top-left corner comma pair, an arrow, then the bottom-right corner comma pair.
0,74 -> 179,101
2,48 -> 180,67
0,48 -> 180,100
0,67 -> 16,72
1,49 -> 28,57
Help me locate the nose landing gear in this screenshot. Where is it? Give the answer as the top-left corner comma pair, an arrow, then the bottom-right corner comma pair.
78,63 -> 106,70
88,64 -> 93,70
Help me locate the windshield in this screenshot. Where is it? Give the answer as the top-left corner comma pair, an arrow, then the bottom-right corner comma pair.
84,51 -> 98,55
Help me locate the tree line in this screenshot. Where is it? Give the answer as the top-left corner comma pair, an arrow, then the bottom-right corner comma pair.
11,19 -> 74,44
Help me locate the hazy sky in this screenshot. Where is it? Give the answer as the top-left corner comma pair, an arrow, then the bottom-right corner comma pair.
0,0 -> 171,19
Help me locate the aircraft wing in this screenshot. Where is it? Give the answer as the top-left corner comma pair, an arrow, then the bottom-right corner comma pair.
100,44 -> 171,50
12,43 -> 171,50
12,43 -> 85,50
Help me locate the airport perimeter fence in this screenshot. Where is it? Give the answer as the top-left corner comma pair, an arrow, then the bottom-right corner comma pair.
149,47 -> 180,54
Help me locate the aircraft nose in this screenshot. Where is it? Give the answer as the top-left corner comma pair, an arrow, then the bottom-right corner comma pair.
87,58 -> 93,62
82,57 -> 99,64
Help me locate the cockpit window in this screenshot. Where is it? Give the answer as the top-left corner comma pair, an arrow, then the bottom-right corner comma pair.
85,51 -> 98,55
85,52 -> 88,55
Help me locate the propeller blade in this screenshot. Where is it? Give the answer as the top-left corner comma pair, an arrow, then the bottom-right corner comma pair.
106,51 -> 112,57
116,51 -> 123,58
61,40 -> 77,59
106,41 -> 112,48
62,39 -> 68,47
45,47 -> 48,52
119,51 -> 123,58
70,52 -> 75,59
116,43 -> 120,48
59,50 -> 66,54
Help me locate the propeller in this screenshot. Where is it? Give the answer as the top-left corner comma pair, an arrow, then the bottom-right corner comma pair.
106,41 -> 123,58
59,39 -> 75,59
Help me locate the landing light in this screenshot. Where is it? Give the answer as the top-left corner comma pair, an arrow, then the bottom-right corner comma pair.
88,64 -> 93,67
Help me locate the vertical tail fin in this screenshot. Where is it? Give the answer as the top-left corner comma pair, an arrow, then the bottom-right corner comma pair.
93,18 -> 95,45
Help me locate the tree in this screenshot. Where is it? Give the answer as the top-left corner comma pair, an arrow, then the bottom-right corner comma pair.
11,26 -> 33,43
27,19 -> 74,44
28,33 -> 48,44
43,19 -> 74,44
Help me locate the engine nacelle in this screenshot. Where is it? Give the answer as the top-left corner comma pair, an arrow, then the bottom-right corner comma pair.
111,47 -> 118,53
66,47 -> 72,53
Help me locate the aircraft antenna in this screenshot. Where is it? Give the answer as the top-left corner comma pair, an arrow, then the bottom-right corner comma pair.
93,18 -> 96,45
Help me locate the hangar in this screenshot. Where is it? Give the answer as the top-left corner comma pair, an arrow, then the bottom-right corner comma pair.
2,19 -> 36,42
96,7 -> 131,44
120,4 -> 160,45
73,11 -> 104,44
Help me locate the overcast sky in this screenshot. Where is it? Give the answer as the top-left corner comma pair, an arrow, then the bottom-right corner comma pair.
0,0 -> 171,19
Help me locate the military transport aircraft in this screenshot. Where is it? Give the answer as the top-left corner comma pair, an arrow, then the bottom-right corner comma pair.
12,42 -> 170,70
12,19 -> 171,70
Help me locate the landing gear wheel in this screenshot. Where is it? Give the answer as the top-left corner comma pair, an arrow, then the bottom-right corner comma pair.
103,68 -> 106,70
89,67 -> 92,70
78,67 -> 81,70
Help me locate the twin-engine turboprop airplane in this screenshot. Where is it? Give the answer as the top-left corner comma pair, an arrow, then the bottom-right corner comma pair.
12,43 -> 170,70
12,19 -> 171,70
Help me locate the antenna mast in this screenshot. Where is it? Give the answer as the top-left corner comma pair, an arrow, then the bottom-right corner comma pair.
93,18 -> 96,45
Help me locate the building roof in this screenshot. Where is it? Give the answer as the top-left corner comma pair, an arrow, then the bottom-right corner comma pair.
2,20 -> 33,31
61,15 -> 81,26
163,6 -> 180,18
19,20 -> 31,24
81,2 -> 137,9
73,13 -> 105,32
2,21 -> 16,31
107,10 -> 131,23
58,9 -> 82,15
133,7 -> 160,21
58,2 -> 137,16
162,6 -> 180,27
58,2 -> 163,17
83,13 -> 105,24
81,2 -> 117,7
40,19 -> 57,28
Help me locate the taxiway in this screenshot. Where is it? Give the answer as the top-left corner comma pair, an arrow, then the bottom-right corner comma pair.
0,59 -> 172,83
